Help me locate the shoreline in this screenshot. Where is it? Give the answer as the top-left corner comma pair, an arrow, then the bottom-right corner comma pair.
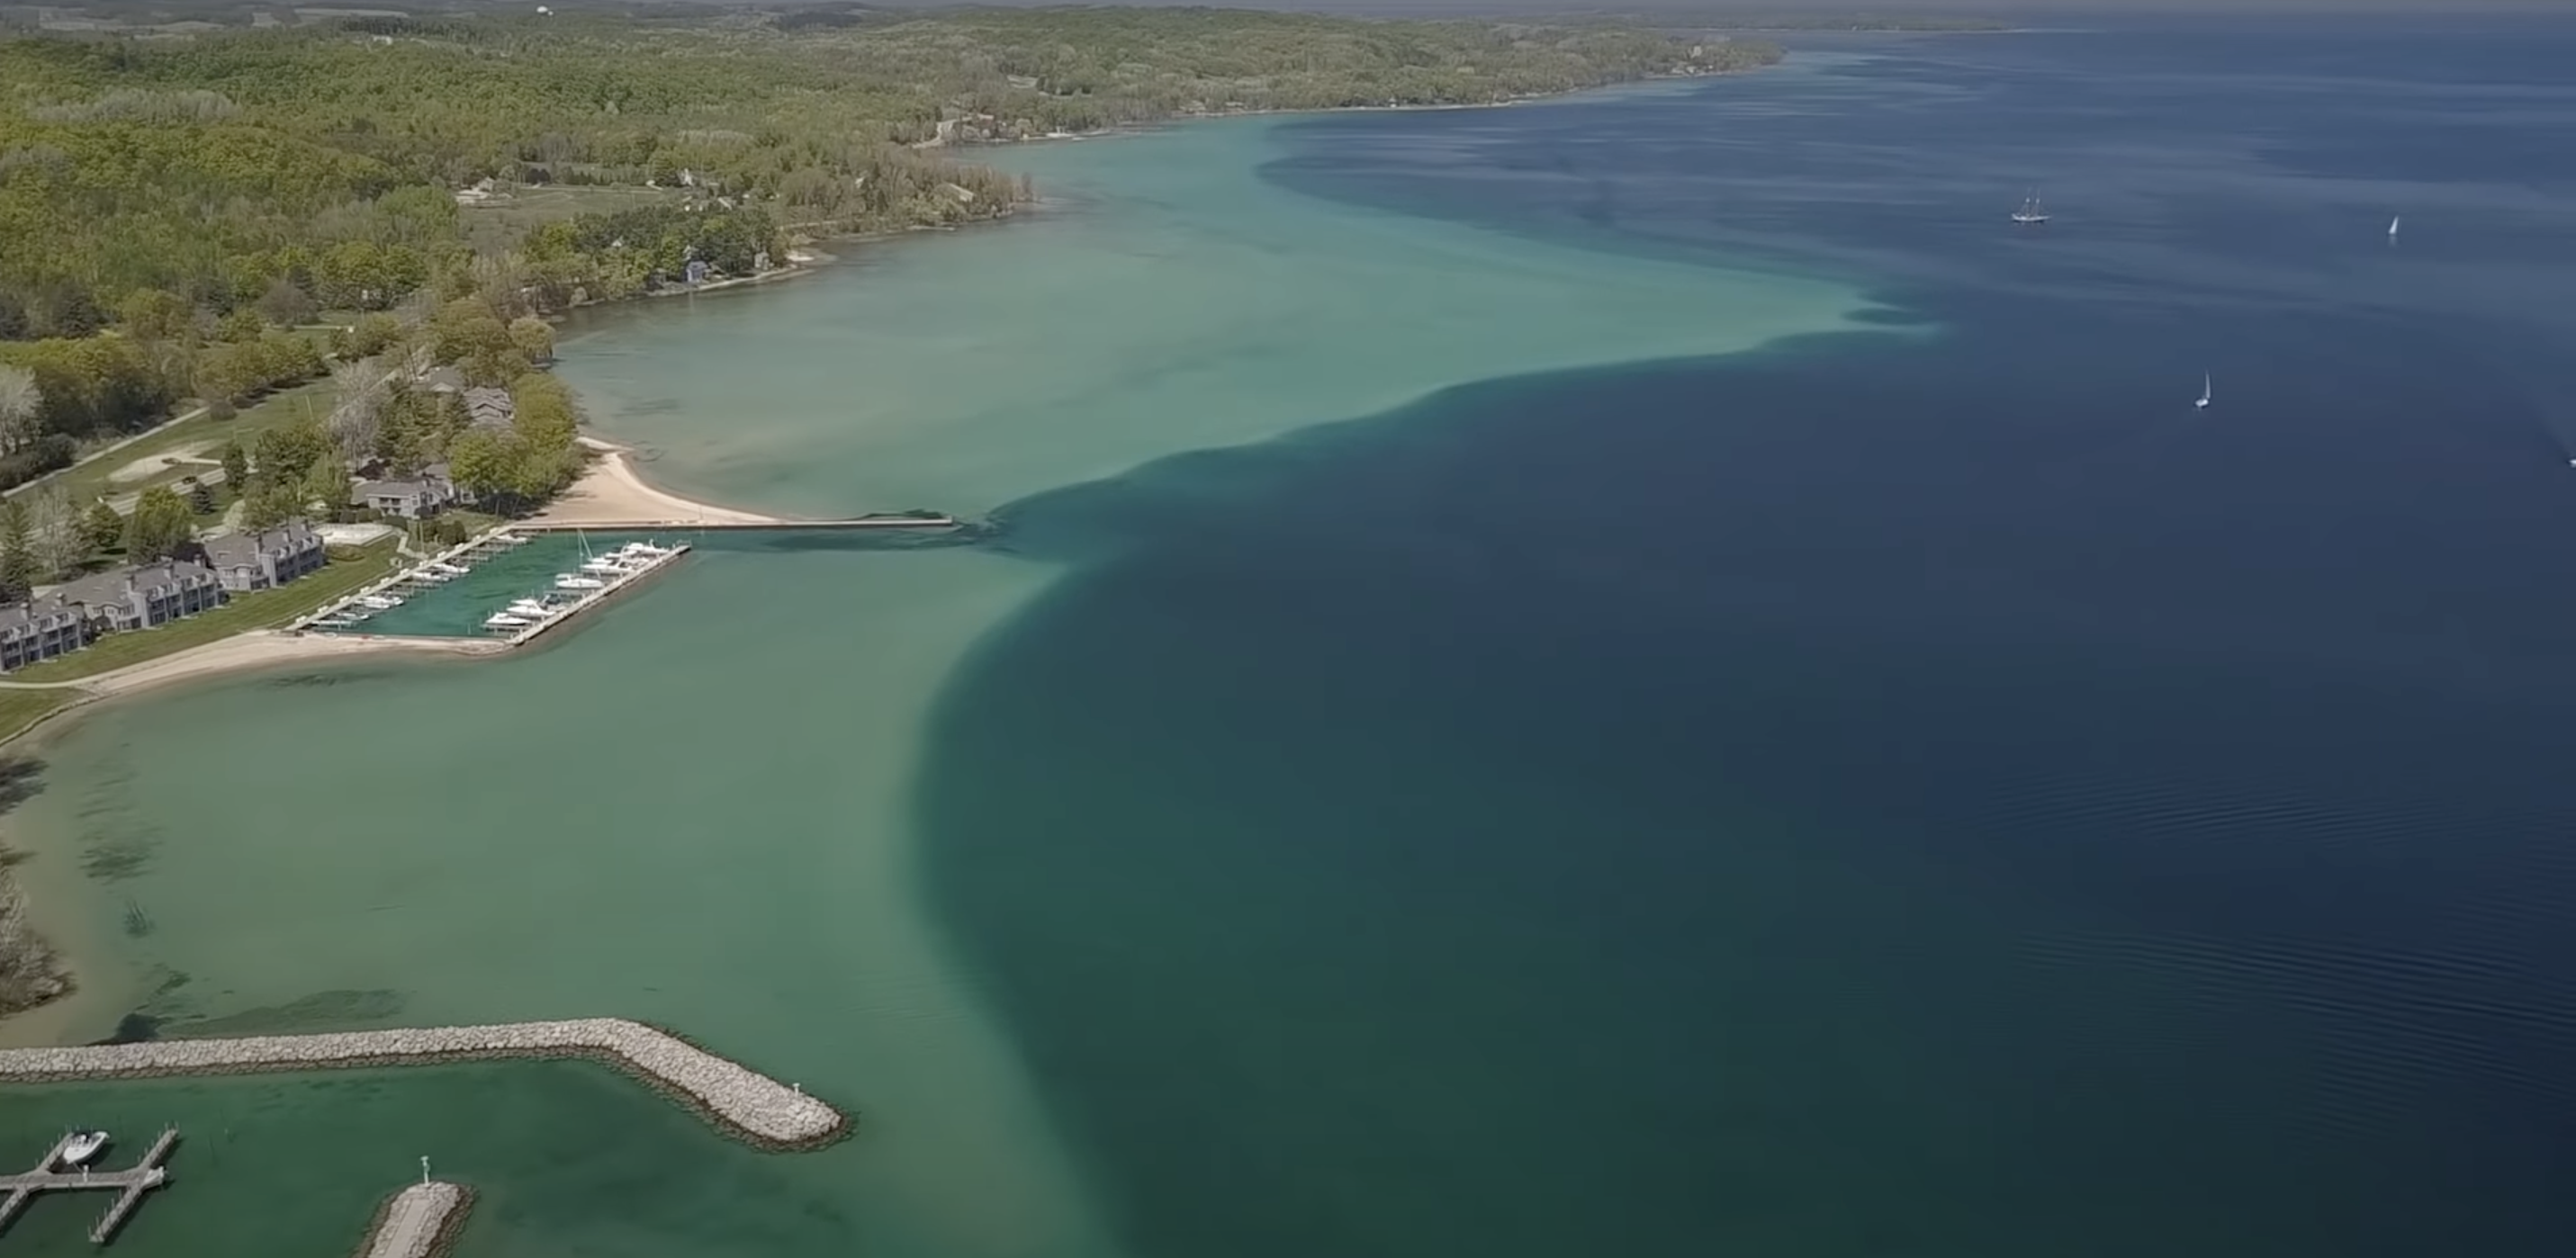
0,59 -> 1783,1036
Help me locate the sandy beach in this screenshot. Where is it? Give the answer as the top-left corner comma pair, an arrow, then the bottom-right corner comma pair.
532,440 -> 782,527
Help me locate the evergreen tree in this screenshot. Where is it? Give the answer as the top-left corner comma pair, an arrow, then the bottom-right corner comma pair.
0,501 -> 37,598
122,486 -> 196,561
85,500 -> 126,553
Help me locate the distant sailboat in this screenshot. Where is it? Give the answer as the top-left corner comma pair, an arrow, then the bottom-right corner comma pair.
2011,192 -> 2049,225
2195,373 -> 2211,411
2388,214 -> 2401,242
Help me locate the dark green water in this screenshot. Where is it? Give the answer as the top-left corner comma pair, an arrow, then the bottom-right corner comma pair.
12,17 -> 2576,1258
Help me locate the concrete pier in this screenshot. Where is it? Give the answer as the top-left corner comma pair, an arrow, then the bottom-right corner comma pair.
356,1182 -> 474,1258
510,515 -> 959,533
0,1019 -> 844,1150
0,1127 -> 178,1245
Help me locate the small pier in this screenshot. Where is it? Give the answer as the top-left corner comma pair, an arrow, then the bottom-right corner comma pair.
0,1128 -> 178,1245
484,538 -> 691,647
292,525 -> 533,633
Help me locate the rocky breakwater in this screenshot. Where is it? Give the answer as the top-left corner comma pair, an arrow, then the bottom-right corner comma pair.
357,1182 -> 476,1258
0,1017 -> 847,1151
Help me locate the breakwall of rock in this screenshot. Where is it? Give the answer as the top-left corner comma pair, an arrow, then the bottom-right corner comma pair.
353,1182 -> 475,1258
0,1017 -> 846,1152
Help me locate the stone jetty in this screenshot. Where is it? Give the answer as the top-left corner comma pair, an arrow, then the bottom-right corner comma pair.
356,1182 -> 475,1258
0,1018 -> 845,1151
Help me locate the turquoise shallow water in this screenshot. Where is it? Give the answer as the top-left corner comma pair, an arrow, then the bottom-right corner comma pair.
0,94 -> 1867,1256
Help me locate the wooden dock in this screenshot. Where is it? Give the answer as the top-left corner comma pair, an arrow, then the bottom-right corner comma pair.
0,1128 -> 178,1245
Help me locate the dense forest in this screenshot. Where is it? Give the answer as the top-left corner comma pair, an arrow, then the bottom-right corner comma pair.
0,6 -> 1776,489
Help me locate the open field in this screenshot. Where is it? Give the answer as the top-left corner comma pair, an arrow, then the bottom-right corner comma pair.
23,379 -> 335,508
458,184 -> 694,256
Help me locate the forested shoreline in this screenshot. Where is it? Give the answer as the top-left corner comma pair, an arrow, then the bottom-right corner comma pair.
0,7 -> 1778,506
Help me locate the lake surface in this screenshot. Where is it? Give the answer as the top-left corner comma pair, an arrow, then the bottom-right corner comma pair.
10,16 -> 2576,1257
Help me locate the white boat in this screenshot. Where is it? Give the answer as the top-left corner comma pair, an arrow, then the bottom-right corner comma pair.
2387,214 -> 2400,240
579,557 -> 629,574
554,574 -> 605,590
357,594 -> 404,610
2194,373 -> 2211,411
483,613 -> 532,630
2011,192 -> 2049,225
59,1131 -> 108,1166
617,541 -> 675,557
507,598 -> 554,616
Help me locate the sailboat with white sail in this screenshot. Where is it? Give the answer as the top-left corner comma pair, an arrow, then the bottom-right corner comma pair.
2388,214 -> 2401,242
2194,373 -> 2211,411
2011,192 -> 2049,225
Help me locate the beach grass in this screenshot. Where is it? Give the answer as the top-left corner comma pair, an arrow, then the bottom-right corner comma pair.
3,540 -> 403,685
0,688 -> 79,746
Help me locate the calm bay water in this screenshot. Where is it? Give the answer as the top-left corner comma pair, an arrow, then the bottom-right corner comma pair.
8,18 -> 2576,1257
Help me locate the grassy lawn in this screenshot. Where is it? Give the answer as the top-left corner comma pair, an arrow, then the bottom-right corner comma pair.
0,687 -> 80,747
38,379 -> 336,508
460,184 -> 689,254
3,540 -> 402,684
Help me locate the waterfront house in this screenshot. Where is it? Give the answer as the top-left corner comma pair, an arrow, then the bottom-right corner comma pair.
201,517 -> 328,592
57,560 -> 226,633
461,386 -> 515,431
351,473 -> 458,519
0,596 -> 88,672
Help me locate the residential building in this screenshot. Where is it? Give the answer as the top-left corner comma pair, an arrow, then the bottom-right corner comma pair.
57,560 -> 226,633
202,518 -> 329,592
461,386 -> 515,431
351,472 -> 458,519
0,596 -> 88,673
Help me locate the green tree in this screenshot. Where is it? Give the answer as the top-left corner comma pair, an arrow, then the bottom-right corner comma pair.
507,315 -> 556,364
429,298 -> 512,364
347,312 -> 404,358
240,485 -> 298,533
219,438 -> 249,491
122,485 -> 196,561
253,417 -> 330,486
185,477 -> 217,516
509,372 -> 579,454
0,500 -> 37,598
217,308 -> 266,343
256,276 -> 320,328
302,450 -> 349,515
446,428 -> 518,501
85,500 -> 126,553
117,290 -> 194,344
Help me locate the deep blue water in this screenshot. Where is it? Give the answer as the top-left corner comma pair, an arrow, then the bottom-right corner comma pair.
923,21 -> 2576,1257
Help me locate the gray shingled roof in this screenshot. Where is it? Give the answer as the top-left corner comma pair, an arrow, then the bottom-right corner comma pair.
203,518 -> 320,568
55,560 -> 219,608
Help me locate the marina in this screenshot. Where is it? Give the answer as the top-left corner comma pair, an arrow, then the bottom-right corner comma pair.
0,1128 -> 178,1245
293,530 -> 691,646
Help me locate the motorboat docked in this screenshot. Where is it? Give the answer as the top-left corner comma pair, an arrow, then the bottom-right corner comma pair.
554,573 -> 606,590
356,594 -> 405,610
59,1130 -> 109,1166
506,598 -> 554,618
482,613 -> 532,630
